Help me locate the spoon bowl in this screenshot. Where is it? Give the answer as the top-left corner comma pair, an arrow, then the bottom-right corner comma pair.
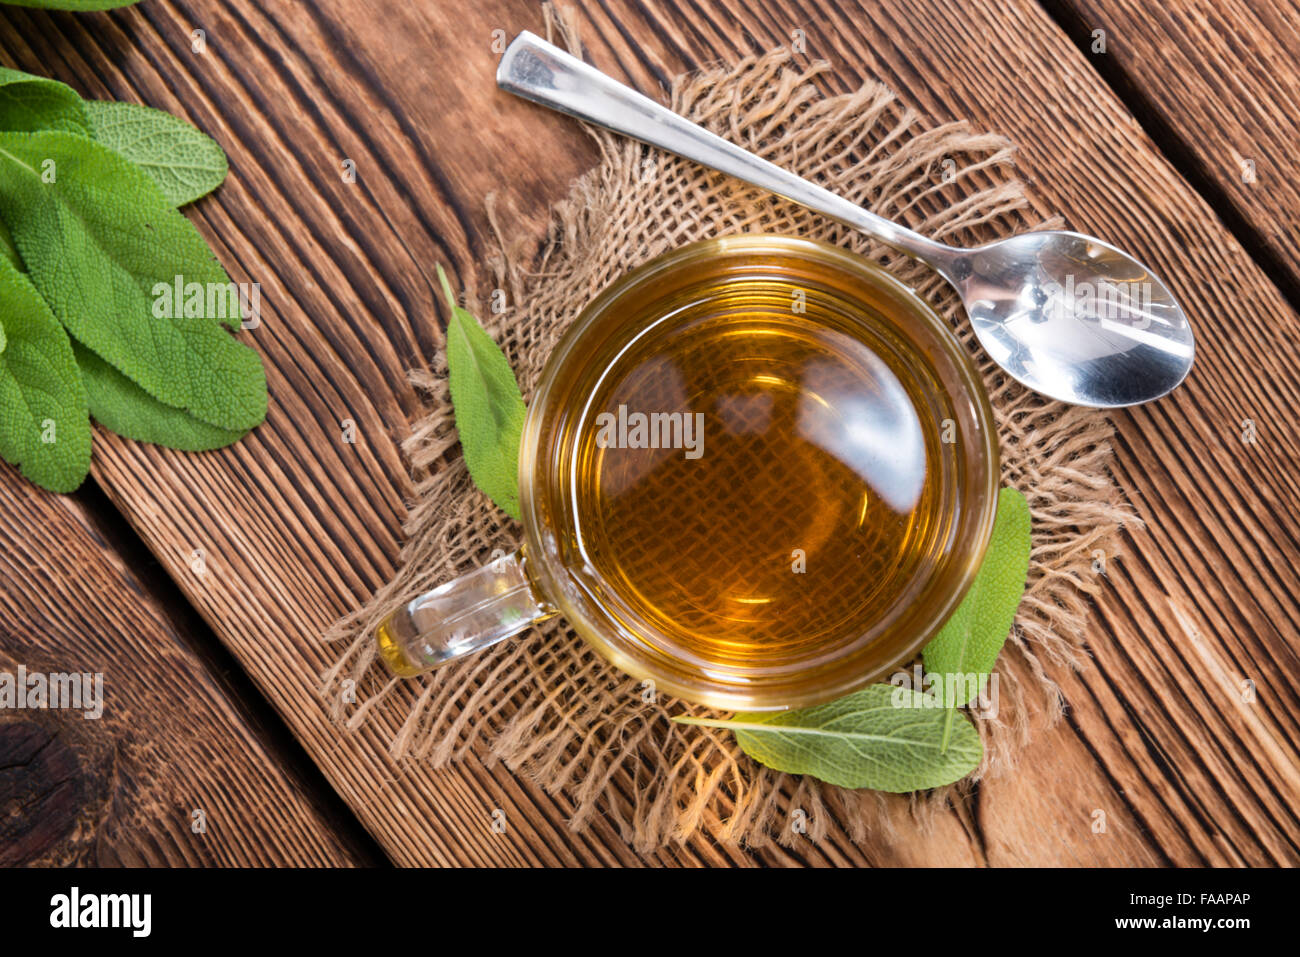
948,230 -> 1194,407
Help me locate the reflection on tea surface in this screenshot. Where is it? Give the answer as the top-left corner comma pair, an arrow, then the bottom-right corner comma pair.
573,293 -> 942,669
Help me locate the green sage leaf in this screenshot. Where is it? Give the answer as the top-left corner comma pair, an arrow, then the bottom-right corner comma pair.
923,486 -> 1032,748
73,341 -> 247,452
674,684 -> 982,791
0,254 -> 90,492
0,65 -> 90,135
0,130 -> 266,431
83,100 -> 228,207
439,263 -> 525,520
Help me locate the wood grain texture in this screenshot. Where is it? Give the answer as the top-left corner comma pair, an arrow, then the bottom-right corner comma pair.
0,0 -> 1295,866
0,473 -> 364,866
1045,0 -> 1300,288
520,0 -> 1300,866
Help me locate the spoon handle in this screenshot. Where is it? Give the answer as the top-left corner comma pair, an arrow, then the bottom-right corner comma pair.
497,32 -> 954,265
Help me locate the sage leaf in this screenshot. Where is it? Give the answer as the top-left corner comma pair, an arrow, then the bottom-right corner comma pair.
0,254 -> 90,492
439,264 -> 525,520
72,341 -> 247,452
0,65 -> 90,135
674,684 -> 982,792
923,486 -> 1032,749
83,100 -> 228,207
0,130 -> 266,431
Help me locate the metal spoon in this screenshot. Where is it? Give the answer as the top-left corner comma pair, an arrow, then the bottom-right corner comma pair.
497,32 -> 1194,408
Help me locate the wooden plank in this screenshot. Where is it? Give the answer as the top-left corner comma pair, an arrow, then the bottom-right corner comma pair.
0,474 -> 367,866
1,0 -> 1295,865
1043,0 -> 1300,288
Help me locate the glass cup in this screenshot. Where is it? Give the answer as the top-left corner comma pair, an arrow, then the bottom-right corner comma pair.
377,236 -> 999,710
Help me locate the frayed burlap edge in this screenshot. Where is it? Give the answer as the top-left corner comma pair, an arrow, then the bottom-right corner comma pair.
320,17 -> 1135,852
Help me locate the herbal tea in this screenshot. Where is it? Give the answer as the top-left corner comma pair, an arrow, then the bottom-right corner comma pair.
379,237 -> 997,708
541,257 -> 958,674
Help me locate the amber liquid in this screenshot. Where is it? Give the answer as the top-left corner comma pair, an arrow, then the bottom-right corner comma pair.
564,273 -> 949,672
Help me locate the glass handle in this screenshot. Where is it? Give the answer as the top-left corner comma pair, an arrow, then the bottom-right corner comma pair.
376,549 -> 554,677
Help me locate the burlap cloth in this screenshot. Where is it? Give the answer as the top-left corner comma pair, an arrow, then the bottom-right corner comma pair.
321,24 -> 1133,851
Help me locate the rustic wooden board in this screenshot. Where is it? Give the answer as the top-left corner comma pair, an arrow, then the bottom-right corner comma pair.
0,0 -> 1295,866
0,0 -> 766,868
0,473 -> 366,866
1046,0 -> 1300,288
502,0 -> 1300,866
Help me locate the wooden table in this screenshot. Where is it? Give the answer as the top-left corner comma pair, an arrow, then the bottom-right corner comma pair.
1,0 -> 1297,867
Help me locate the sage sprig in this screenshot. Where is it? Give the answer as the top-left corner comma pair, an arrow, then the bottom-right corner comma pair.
0,131 -> 264,431
0,64 -> 264,493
